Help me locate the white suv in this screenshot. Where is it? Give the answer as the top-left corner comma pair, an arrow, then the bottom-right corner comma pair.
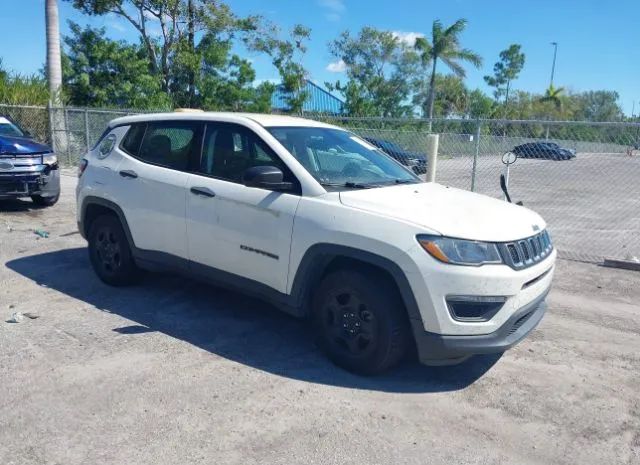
76,112 -> 555,374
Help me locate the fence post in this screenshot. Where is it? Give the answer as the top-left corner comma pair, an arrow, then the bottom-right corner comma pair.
63,107 -> 71,165
425,134 -> 439,182
471,120 -> 481,192
47,104 -> 56,153
84,109 -> 90,152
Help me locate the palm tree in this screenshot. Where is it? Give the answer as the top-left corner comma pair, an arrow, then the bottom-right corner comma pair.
415,19 -> 482,129
45,0 -> 62,105
539,84 -> 565,111
539,84 -> 565,139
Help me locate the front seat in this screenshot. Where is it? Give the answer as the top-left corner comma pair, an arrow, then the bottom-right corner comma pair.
144,134 -> 172,165
213,129 -> 242,181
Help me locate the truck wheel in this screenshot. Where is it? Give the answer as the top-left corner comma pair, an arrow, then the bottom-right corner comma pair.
31,194 -> 59,207
88,214 -> 138,286
312,270 -> 410,375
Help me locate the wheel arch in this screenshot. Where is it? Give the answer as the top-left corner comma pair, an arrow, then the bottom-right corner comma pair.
80,196 -> 135,250
289,244 -> 422,323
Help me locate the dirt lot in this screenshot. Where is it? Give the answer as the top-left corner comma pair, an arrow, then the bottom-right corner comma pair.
1,174 -> 639,465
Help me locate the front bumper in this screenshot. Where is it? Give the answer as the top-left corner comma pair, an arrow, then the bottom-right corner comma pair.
414,286 -> 549,364
0,166 -> 60,199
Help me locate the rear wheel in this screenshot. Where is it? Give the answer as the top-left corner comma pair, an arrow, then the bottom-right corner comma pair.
88,214 -> 138,286
31,194 -> 59,207
312,270 -> 410,375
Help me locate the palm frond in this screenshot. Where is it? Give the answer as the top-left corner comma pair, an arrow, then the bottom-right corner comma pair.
440,55 -> 466,78
414,37 -> 433,66
449,48 -> 483,68
444,18 -> 467,38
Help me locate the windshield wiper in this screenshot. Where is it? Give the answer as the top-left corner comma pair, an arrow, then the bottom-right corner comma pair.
320,181 -> 377,189
393,179 -> 417,184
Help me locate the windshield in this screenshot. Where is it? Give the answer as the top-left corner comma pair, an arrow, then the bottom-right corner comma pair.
267,127 -> 419,188
0,117 -> 26,137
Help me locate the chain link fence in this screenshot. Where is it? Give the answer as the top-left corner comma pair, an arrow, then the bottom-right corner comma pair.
2,104 -> 639,263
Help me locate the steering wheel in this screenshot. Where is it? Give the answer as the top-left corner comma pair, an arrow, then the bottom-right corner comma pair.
342,162 -> 362,177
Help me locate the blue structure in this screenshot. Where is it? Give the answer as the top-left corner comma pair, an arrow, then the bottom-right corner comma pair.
271,80 -> 344,114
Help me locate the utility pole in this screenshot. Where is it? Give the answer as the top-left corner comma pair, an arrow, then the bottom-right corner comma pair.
549,42 -> 558,88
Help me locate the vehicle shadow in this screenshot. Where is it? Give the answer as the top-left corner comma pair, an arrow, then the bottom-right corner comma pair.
0,198 -> 46,213
6,248 -> 502,393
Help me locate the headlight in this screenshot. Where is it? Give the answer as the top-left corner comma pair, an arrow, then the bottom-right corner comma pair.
43,153 -> 58,165
417,235 -> 503,266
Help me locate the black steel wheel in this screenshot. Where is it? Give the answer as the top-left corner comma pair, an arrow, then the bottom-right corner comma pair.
312,270 -> 410,375
88,214 -> 138,286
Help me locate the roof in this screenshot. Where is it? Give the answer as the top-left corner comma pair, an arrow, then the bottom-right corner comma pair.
271,80 -> 344,114
108,112 -> 341,129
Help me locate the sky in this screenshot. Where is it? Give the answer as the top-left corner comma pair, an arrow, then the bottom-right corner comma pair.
2,0 -> 639,115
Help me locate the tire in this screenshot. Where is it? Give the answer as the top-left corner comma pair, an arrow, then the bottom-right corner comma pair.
312,269 -> 410,375
88,214 -> 138,286
31,194 -> 59,207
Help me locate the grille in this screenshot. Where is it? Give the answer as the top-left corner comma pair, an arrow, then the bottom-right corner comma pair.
499,230 -> 553,270
508,311 -> 534,335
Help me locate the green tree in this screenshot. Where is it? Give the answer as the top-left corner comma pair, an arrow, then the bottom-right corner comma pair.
63,22 -> 170,109
572,90 -> 624,122
327,27 -> 420,117
250,24 -> 312,113
414,19 -> 482,126
467,89 -> 495,119
66,0 -> 258,95
539,84 -> 566,112
415,74 -> 469,118
196,33 -> 274,112
484,44 -> 525,111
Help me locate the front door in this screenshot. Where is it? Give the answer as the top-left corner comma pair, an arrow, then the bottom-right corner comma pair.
186,122 -> 301,293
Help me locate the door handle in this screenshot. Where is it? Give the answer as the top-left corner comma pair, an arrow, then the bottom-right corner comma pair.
190,186 -> 216,198
119,170 -> 138,179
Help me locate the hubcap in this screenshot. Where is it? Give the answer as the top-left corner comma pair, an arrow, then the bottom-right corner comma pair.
95,227 -> 122,273
323,290 -> 377,356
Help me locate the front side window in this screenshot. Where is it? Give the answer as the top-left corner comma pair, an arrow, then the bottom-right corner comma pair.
200,123 -> 295,185
267,127 -> 419,189
136,121 -> 198,170
0,117 -> 26,137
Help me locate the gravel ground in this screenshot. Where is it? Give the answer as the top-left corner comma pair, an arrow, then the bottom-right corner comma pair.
0,174 -> 639,465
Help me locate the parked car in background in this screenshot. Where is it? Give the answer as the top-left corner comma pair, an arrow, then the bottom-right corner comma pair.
512,142 -> 576,160
77,112 -> 555,375
0,116 -> 60,206
363,137 -> 428,174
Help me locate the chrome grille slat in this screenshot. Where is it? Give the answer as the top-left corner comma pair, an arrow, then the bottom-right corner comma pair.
499,231 -> 553,270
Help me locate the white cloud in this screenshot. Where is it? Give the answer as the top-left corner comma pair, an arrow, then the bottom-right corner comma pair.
108,21 -> 126,32
318,0 -> 345,21
326,59 -> 347,73
391,31 -> 425,47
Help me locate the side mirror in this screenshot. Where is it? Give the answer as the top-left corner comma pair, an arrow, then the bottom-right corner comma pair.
243,165 -> 293,191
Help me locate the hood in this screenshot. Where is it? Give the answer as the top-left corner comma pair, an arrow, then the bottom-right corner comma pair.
339,182 -> 545,242
0,135 -> 52,155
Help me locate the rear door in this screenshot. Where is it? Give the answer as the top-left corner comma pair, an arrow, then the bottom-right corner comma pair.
186,122 -> 301,293
113,120 -> 202,263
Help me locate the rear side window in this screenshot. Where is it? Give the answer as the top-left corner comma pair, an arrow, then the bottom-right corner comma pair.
121,123 -> 146,156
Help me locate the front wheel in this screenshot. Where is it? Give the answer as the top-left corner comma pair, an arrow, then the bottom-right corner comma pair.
312,270 -> 410,375
88,214 -> 139,286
